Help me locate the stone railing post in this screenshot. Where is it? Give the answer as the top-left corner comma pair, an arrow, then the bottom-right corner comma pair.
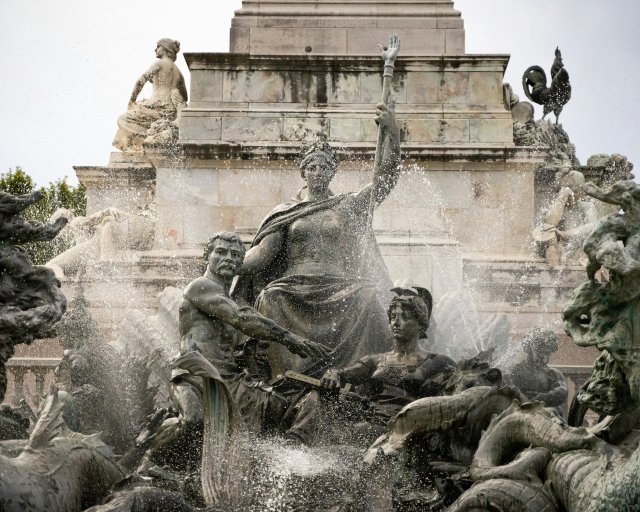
10,367 -> 28,406
32,367 -> 50,405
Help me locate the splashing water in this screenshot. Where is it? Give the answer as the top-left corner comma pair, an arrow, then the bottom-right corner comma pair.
244,436 -> 364,512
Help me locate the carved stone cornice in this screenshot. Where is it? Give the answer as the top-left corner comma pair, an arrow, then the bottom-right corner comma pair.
185,53 -> 508,72
74,166 -> 156,187
173,141 -> 543,170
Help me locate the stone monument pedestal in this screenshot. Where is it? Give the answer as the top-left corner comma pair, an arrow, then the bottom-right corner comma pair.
75,152 -> 155,216
73,0 -> 593,371
5,1 -> 603,411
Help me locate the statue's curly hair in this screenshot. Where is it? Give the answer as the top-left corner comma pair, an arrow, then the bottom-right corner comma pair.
203,231 -> 245,260
156,38 -> 181,59
387,287 -> 433,337
522,328 -> 558,355
296,140 -> 339,179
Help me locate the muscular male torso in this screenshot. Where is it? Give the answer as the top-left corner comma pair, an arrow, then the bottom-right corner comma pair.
178,281 -> 239,375
510,363 -> 560,399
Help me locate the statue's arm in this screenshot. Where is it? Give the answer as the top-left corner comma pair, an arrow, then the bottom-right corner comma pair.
238,231 -> 284,276
81,207 -> 125,227
177,73 -> 188,103
320,356 -> 378,389
411,355 -> 456,396
355,104 -> 401,209
413,354 -> 456,381
339,356 -> 379,383
558,203 -> 598,240
184,279 -> 328,359
532,368 -> 568,407
558,222 -> 596,240
128,62 -> 161,106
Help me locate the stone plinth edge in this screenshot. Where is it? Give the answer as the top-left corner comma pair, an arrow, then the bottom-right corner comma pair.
174,142 -> 543,168
74,165 -> 156,215
108,151 -> 153,168
74,166 -> 156,184
184,52 -> 509,71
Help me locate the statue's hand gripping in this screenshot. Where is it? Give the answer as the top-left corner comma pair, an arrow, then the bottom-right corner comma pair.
283,333 -> 331,360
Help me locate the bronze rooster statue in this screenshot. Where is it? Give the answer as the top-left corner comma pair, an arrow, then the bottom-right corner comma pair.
522,47 -> 572,123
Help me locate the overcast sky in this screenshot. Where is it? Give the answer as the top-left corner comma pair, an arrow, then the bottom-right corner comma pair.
1,1 -> 638,186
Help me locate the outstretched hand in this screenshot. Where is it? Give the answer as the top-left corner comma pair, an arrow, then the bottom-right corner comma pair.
284,333 -> 331,359
378,33 -> 400,66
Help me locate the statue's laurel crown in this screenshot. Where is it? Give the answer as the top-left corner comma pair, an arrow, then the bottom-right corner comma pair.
296,139 -> 338,171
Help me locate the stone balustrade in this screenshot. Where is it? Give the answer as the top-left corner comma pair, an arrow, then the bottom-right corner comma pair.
5,357 -> 61,407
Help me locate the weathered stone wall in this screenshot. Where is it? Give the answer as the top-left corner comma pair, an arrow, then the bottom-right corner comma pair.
165,52 -> 536,261
182,54 -> 512,146
231,0 -> 465,56
75,153 -> 155,216
70,3 -> 592,370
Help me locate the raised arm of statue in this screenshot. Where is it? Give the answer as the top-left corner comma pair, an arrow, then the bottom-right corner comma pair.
354,103 -> 401,210
373,102 -> 402,204
359,34 -> 402,214
379,33 -> 401,68
184,277 -> 328,359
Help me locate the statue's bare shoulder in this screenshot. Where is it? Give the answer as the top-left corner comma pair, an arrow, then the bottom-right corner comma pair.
183,276 -> 226,305
141,60 -> 163,81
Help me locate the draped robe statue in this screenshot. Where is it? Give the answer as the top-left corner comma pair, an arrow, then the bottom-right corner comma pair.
234,103 -> 402,379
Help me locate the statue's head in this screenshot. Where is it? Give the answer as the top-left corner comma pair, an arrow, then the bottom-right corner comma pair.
387,286 -> 433,342
559,170 -> 586,198
156,38 -> 181,61
203,231 -> 246,281
522,328 -> 558,366
297,141 -> 338,188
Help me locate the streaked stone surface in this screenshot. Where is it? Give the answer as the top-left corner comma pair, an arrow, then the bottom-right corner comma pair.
230,0 -> 465,56
71,1 -> 595,373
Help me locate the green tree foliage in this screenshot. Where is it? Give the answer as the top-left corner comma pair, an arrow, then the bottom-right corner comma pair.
0,166 -> 35,195
1,167 -> 87,264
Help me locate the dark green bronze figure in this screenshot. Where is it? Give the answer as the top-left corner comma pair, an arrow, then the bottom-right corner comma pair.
522,47 -> 572,123
285,286 -> 455,446
143,232 -> 328,470
505,328 -> 567,415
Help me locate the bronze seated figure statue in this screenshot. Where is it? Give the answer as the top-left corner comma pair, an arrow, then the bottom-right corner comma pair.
283,286 -> 456,447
